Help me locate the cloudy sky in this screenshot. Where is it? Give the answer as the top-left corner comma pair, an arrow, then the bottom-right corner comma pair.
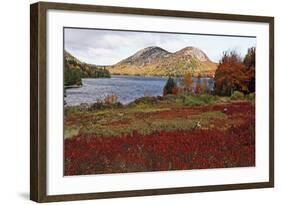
64,28 -> 256,65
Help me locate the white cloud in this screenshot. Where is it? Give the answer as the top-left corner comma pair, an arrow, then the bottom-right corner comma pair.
89,48 -> 112,56
64,28 -> 256,65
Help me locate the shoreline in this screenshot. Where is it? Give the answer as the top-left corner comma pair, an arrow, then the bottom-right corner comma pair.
109,73 -> 215,78
64,85 -> 82,89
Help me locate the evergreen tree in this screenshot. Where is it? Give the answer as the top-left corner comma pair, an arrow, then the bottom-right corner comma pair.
163,77 -> 178,96
244,47 -> 256,93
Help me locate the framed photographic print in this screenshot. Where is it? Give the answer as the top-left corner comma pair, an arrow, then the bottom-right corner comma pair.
30,1 -> 274,202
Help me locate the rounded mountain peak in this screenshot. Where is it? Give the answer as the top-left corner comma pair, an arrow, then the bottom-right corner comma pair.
135,46 -> 170,56
176,46 -> 209,62
119,46 -> 170,66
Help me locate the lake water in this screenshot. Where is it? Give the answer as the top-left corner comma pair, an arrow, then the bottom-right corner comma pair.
65,75 -> 214,106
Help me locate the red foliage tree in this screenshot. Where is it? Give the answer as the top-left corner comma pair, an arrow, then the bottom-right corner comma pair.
214,51 -> 252,96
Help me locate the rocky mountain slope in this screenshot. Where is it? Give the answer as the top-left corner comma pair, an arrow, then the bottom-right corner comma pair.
108,46 -> 217,77
118,46 -> 171,66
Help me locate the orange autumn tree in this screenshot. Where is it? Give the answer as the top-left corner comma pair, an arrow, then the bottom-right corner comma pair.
195,75 -> 207,94
181,72 -> 193,93
214,51 -> 252,96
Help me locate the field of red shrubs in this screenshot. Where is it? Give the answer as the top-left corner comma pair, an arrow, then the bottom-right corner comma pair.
64,101 -> 255,175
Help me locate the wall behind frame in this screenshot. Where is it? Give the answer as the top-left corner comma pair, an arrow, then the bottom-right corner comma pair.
0,0 -> 279,204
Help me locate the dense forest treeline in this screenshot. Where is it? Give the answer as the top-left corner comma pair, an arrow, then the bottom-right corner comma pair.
64,51 -> 110,86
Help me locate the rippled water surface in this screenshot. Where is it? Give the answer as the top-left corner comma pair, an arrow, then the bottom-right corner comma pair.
65,75 -> 214,106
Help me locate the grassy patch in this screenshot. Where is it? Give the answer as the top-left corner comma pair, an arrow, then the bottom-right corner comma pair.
127,105 -> 171,114
181,94 -> 220,106
64,125 -> 81,139
67,110 -> 227,138
64,94 -> 253,138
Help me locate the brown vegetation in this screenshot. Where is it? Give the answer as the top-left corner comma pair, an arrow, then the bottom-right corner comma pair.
214,48 -> 255,96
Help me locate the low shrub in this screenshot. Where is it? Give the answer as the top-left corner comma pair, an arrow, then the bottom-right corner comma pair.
162,94 -> 178,103
88,102 -> 123,111
97,93 -> 118,104
198,94 -> 219,104
182,94 -> 219,106
230,91 -> 245,100
129,96 -> 159,106
86,93 -> 122,110
246,92 -> 255,101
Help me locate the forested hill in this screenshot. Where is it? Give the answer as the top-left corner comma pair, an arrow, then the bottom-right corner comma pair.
64,51 -> 110,87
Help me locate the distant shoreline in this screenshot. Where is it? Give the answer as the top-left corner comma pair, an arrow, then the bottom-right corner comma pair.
64,85 -> 82,89
109,73 -> 215,78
